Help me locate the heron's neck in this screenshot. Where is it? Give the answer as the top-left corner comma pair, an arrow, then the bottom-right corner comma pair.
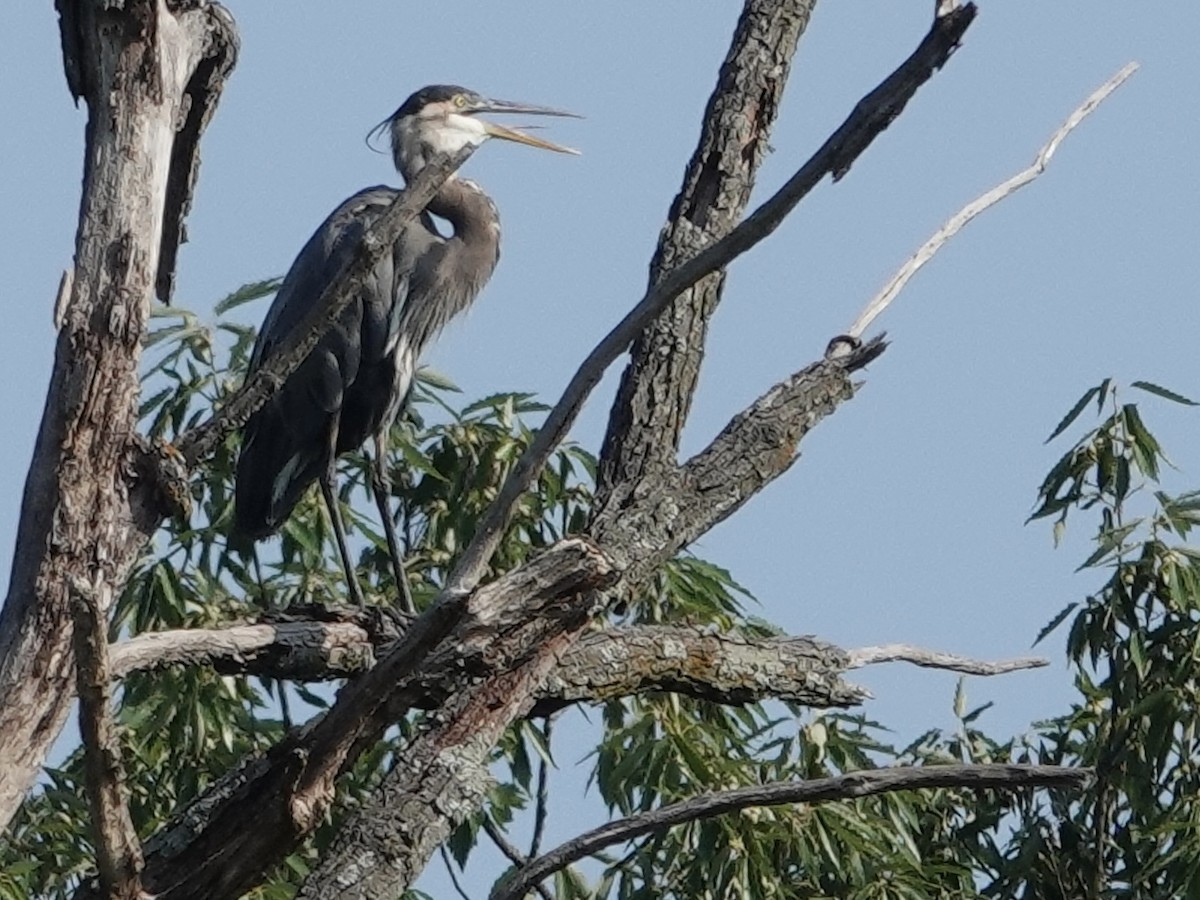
425,176 -> 500,248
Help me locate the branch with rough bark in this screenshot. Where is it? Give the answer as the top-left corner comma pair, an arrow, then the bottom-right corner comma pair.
78,539 -> 616,900
0,0 -> 237,831
448,5 -> 975,599
70,578 -> 144,900
594,4 -> 976,525
491,763 -> 1093,900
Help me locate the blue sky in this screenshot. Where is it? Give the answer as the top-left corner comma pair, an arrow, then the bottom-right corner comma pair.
3,1 -> 1198,894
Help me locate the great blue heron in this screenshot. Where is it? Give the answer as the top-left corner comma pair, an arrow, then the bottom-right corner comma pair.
233,84 -> 577,612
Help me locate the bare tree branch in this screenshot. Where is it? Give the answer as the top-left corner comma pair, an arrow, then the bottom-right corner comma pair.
533,627 -> 867,714
846,61 -> 1139,339
847,644 -> 1048,676
174,145 -> 475,466
70,578 -> 144,900
109,621 -> 868,711
440,847 -> 473,900
491,763 -> 1092,900
529,718 -> 552,859
109,618 -> 379,681
449,4 -> 977,599
593,336 -> 887,586
93,539 -> 615,900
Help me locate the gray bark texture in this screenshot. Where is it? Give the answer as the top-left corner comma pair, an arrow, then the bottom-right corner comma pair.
596,0 -> 818,506
0,0 -> 237,829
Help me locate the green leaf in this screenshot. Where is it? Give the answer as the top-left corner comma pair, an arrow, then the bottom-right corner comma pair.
1045,385 -> 1101,443
1033,601 -> 1078,646
213,277 -> 283,314
1131,380 -> 1198,406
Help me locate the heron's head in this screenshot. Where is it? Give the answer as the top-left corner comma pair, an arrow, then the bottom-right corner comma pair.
376,84 -> 579,180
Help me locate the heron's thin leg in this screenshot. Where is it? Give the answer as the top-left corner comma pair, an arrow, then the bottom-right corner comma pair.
370,431 -> 415,616
321,458 -> 366,607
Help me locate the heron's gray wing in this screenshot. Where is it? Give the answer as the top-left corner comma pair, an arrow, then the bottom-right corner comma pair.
235,186 -> 399,537
248,185 -> 402,373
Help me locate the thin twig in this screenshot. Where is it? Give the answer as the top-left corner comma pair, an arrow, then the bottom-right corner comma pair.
846,62 -> 1138,339
440,845 -> 473,900
491,763 -> 1091,900
447,5 -> 977,596
69,577 -> 145,899
481,817 -> 554,900
175,146 -> 474,466
847,644 -> 1048,675
529,718 -> 553,858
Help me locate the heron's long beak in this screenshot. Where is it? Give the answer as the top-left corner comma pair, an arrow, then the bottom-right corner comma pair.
473,98 -> 581,155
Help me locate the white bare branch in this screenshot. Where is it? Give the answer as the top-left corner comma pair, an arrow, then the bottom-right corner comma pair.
847,643 -> 1047,676
845,62 -> 1139,339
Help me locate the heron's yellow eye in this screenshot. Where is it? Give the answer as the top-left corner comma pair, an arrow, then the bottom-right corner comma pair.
453,95 -> 467,108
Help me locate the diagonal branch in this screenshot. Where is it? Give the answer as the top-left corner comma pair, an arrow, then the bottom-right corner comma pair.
70,577 -> 144,899
98,539 -> 615,900
448,4 -> 977,597
846,61 -> 1138,339
174,146 -> 474,466
491,763 -> 1092,900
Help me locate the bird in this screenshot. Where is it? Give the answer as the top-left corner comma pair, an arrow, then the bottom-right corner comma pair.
233,84 -> 578,613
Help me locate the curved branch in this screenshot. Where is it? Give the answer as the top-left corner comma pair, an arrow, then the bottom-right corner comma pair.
846,61 -> 1138,339
491,763 -> 1092,900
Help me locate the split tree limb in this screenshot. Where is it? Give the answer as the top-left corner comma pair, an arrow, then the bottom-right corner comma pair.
846,62 -> 1139,339
70,578 -> 144,900
491,763 -> 1092,900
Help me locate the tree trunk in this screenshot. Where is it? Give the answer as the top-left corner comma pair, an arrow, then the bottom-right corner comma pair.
0,0 -> 236,827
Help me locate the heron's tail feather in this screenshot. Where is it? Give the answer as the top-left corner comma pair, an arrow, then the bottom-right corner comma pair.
234,412 -> 324,540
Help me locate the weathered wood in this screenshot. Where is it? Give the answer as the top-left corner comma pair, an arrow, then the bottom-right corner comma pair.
71,578 -> 144,898
77,539 -> 616,900
0,0 -> 237,828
